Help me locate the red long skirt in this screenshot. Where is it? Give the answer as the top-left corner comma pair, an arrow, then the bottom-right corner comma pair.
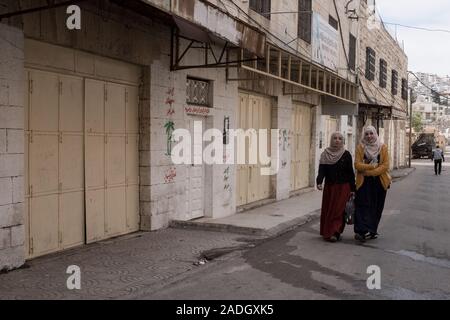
320,183 -> 351,239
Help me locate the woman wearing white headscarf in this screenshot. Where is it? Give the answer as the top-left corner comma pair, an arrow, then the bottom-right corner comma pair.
316,132 -> 356,242
354,126 -> 392,242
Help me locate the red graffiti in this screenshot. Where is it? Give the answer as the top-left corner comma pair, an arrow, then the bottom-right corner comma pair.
164,167 -> 177,183
166,108 -> 175,116
166,97 -> 175,106
185,106 -> 210,116
165,87 -> 176,116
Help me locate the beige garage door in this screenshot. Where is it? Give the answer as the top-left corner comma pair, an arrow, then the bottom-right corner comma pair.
291,103 -> 312,191
25,69 -> 139,258
26,70 -> 85,258
237,92 -> 272,207
85,80 -> 140,243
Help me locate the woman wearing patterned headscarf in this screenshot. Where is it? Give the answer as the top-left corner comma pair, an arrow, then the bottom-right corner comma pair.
316,132 -> 356,242
354,126 -> 392,242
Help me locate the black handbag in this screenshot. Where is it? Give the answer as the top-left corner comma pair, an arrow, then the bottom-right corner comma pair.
345,194 -> 355,225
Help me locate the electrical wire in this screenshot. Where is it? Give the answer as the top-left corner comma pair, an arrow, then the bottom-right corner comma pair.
224,0 -> 325,64
357,15 -> 450,35
332,0 -> 353,73
409,71 -> 450,101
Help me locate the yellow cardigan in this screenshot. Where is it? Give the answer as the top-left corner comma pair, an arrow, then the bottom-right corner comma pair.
355,144 -> 392,191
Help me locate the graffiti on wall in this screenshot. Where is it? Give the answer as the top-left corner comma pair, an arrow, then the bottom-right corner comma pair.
279,129 -> 289,151
165,87 -> 176,156
164,167 -> 177,184
164,120 -> 175,156
223,167 -> 231,191
223,166 -> 232,206
166,88 -> 175,116
185,106 -> 210,116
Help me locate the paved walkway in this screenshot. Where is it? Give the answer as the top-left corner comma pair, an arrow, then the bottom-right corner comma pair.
171,190 -> 322,237
0,229 -> 248,299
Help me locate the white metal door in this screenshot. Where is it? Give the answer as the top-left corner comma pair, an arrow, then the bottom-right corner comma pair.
185,116 -> 205,220
324,117 -> 338,149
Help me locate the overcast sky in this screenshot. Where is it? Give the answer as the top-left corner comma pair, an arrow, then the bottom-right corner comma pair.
375,0 -> 450,76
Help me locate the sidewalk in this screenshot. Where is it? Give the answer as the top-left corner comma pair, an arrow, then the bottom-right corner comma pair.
391,167 -> 416,180
0,229 -> 249,299
171,191 -> 322,237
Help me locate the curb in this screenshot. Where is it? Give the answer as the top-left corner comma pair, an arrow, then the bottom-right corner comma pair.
391,167 -> 416,181
170,209 -> 321,239
169,220 -> 267,236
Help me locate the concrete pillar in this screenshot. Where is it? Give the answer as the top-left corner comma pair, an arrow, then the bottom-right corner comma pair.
274,95 -> 292,201
0,23 -> 26,271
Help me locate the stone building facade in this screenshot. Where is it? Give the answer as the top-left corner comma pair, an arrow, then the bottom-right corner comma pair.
0,0 -> 406,271
357,0 -> 409,169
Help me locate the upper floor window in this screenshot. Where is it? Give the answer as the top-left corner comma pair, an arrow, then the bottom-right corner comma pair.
379,59 -> 387,88
391,70 -> 398,95
401,78 -> 408,100
298,0 -> 312,44
329,15 -> 338,30
349,33 -> 356,71
365,47 -> 376,81
186,77 -> 212,107
347,115 -> 354,127
250,0 -> 271,20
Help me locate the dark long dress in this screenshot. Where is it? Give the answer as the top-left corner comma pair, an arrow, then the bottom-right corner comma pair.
354,155 -> 387,236
316,151 -> 356,239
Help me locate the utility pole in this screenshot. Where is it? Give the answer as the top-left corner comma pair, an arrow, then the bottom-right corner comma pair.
409,88 -> 413,168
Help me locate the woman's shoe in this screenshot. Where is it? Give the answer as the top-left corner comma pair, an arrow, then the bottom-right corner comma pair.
368,233 -> 379,240
335,233 -> 342,241
326,236 -> 338,243
354,233 -> 366,242
329,236 -> 338,242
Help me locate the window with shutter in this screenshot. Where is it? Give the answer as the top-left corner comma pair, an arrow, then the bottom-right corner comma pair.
349,33 -> 356,71
329,15 -> 338,30
401,78 -> 408,100
365,47 -> 376,81
250,0 -> 271,19
392,70 -> 398,95
379,59 -> 387,88
298,0 -> 312,44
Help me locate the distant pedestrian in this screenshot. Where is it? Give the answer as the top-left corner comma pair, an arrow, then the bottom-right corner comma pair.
316,132 -> 356,243
432,145 -> 445,175
354,126 -> 392,242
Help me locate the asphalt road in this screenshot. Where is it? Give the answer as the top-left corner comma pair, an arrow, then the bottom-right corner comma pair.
140,156 -> 450,300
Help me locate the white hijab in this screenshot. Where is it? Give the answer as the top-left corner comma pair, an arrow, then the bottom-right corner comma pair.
361,126 -> 382,161
320,132 -> 346,165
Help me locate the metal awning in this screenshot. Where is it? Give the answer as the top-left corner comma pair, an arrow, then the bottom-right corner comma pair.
227,44 -> 358,105
139,0 -> 357,105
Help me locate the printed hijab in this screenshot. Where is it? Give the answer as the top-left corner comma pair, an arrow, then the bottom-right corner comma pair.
320,132 -> 346,165
361,126 -> 382,161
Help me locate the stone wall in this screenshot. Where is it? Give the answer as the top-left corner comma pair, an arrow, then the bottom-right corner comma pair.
0,23 -> 26,271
